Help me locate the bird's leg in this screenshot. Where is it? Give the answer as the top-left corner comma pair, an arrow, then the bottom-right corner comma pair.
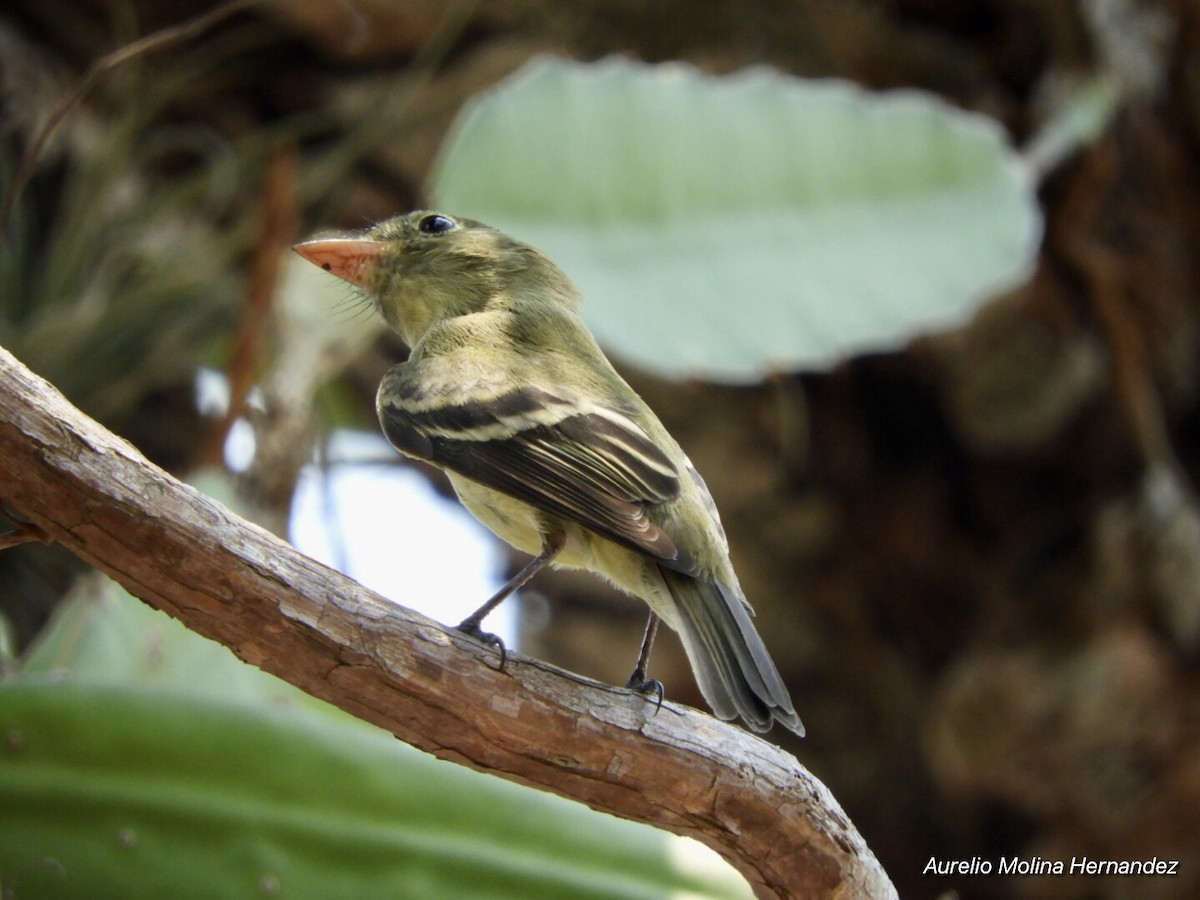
625,611 -> 664,711
456,529 -> 566,667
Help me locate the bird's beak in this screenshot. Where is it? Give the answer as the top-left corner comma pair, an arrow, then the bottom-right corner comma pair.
292,238 -> 385,292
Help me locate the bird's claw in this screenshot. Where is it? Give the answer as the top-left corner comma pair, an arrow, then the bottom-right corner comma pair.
456,619 -> 507,669
625,669 -> 665,715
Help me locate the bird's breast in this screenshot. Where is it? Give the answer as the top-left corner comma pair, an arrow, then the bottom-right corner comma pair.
449,475 -> 545,556
446,473 -> 679,625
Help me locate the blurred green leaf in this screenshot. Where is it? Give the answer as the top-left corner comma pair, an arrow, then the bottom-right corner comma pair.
432,55 -> 1041,382
14,576 -> 308,711
1,582 -> 751,900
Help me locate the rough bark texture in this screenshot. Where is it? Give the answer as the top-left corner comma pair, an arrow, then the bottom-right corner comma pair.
0,344 -> 896,900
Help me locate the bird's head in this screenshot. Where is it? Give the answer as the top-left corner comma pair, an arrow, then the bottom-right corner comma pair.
294,211 -> 578,348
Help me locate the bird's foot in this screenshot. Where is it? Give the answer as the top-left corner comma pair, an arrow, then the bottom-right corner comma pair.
456,618 -> 507,669
625,667 -> 664,715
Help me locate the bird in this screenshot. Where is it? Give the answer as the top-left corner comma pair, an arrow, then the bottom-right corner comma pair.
294,210 -> 803,735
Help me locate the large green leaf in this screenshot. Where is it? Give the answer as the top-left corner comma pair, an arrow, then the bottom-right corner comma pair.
431,56 -> 1041,382
0,583 -> 750,900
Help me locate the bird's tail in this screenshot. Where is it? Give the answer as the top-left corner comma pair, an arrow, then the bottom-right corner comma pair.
663,569 -> 804,735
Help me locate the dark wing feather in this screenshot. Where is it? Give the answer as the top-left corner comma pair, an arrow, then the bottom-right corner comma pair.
379,386 -> 695,573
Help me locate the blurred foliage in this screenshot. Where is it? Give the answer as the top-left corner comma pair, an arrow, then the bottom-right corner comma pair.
433,55 -> 1041,381
1,25 -> 246,449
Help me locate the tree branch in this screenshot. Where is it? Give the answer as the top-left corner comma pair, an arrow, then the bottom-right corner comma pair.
0,344 -> 895,899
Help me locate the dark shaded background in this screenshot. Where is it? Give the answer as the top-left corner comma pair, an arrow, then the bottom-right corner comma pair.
3,2 -> 1199,897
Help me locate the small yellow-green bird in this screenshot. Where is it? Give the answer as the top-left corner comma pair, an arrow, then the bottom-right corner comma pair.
294,211 -> 802,735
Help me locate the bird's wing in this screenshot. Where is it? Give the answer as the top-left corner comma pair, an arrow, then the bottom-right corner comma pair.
377,381 -> 696,573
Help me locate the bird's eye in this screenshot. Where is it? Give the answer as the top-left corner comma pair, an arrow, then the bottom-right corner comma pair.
418,214 -> 456,235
